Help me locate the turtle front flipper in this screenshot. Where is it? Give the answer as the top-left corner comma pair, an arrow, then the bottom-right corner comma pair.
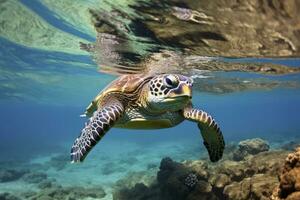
70,100 -> 124,163
182,106 -> 225,162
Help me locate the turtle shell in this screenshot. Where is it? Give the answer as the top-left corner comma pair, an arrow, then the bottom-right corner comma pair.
84,74 -> 153,117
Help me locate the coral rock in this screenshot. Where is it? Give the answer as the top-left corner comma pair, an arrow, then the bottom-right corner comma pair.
246,151 -> 288,176
183,160 -> 209,180
233,138 -> 269,161
250,174 -> 278,200
223,178 -> 251,200
286,192 -> 300,200
209,173 -> 231,189
195,180 -> 212,193
223,174 -> 277,200
215,160 -> 246,181
272,147 -> 300,200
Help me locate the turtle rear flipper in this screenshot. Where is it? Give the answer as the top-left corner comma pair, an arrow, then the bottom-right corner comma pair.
71,100 -> 124,163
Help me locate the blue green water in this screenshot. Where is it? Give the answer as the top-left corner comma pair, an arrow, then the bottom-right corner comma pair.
1,1 -> 300,199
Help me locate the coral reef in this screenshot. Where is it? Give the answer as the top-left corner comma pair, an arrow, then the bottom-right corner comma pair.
113,139 -> 298,200
272,147 -> 300,200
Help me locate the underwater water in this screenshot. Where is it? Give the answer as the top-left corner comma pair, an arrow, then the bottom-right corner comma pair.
1,0 -> 300,200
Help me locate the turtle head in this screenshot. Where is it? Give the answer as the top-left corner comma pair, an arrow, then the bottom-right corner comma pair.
146,74 -> 193,112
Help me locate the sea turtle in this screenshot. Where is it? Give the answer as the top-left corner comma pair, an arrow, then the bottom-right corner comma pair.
70,73 -> 225,163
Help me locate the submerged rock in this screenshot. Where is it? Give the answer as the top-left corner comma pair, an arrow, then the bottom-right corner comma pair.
233,138 -> 269,161
272,147 -> 300,200
238,138 -> 270,154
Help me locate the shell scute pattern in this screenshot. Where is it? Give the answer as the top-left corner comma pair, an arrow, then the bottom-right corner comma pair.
85,74 -> 152,116
105,74 -> 152,94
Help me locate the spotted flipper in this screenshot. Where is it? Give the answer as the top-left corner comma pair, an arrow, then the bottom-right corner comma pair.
70,101 -> 124,163
183,107 -> 225,162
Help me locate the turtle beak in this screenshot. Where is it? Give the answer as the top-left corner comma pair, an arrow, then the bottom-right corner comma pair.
180,84 -> 192,98
168,83 -> 192,99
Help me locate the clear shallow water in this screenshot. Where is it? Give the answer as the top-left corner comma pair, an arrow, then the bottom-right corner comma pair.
1,0 -> 300,199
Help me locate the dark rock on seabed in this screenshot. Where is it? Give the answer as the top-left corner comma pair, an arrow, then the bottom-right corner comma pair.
0,167 -> 106,199
0,193 -> 21,200
113,138 -> 300,200
22,171 -> 48,184
45,154 -> 69,171
280,141 -> 300,151
0,169 -> 29,183
27,185 -> 106,200
4,183 -> 107,200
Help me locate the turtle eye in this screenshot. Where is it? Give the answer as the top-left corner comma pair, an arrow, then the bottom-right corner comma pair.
164,75 -> 179,88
